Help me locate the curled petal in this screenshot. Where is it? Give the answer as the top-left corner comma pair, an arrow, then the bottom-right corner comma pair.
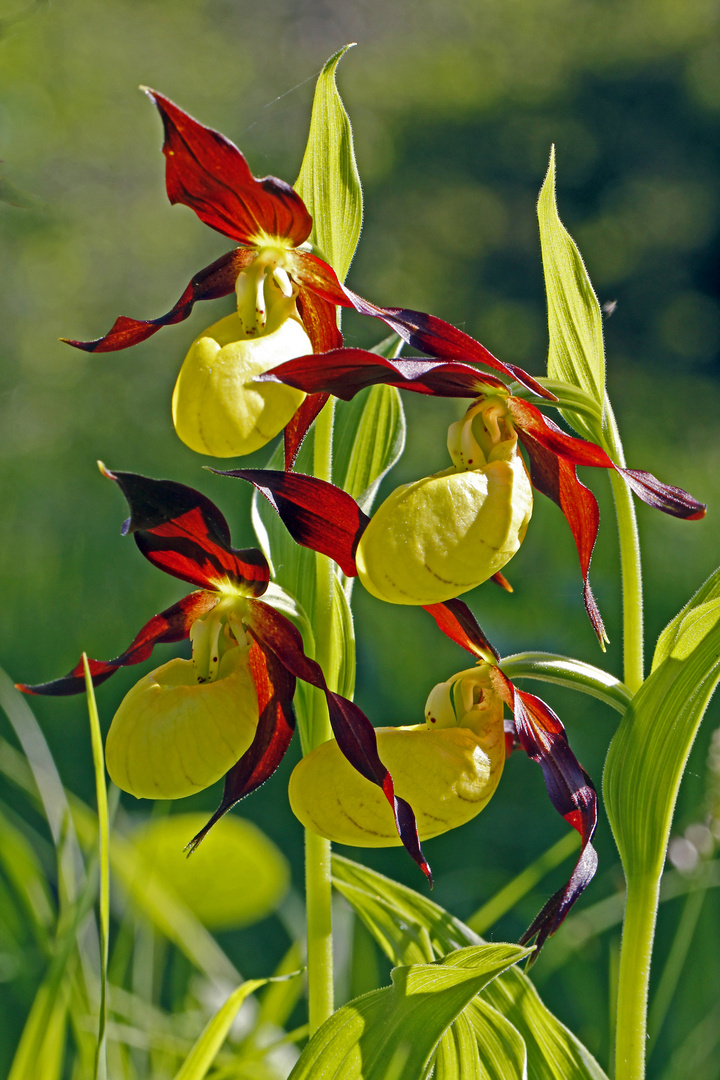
105,468 -> 270,594
217,469 -> 369,577
146,89 -> 312,246
187,638 -> 297,851
288,251 -> 553,398
17,591 -> 219,696
63,249 -> 255,353
263,350 -> 502,400
422,598 -> 500,663
620,469 -> 706,520
246,600 -> 431,881
489,669 -> 598,954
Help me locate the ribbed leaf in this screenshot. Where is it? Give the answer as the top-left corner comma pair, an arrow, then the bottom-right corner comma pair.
289,944 -> 529,1080
466,997 -> 528,1080
333,856 -> 609,1080
604,567 -> 720,879
296,45 -> 363,283
434,1011 -> 483,1079
538,147 -> 605,442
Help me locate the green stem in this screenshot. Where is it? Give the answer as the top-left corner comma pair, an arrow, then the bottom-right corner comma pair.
305,397 -> 337,1034
615,875 -> 660,1080
603,400 -> 644,695
499,652 -> 631,714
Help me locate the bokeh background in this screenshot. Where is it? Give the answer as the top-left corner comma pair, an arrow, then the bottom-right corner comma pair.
1,0 -> 719,1075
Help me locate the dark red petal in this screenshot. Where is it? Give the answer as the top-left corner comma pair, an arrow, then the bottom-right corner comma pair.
186,637 -> 296,851
422,599 -> 500,662
215,469 -> 368,577
63,249 -> 255,353
146,89 -> 312,247
263,349 -> 500,400
17,591 -> 218,697
514,419 -> 607,644
105,468 -> 269,595
489,670 -> 598,955
283,392 -> 329,471
288,252 -> 554,399
296,286 -> 343,354
619,469 -> 706,520
246,600 -> 431,881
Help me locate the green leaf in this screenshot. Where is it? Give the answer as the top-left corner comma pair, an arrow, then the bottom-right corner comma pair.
538,147 -> 606,442
604,567 -> 720,880
333,856 -> 609,1080
0,802 -> 55,941
173,979 -> 270,1080
83,657 -> 109,1080
132,813 -> 290,930
434,1010 -> 483,1078
8,977 -> 69,1080
333,384 -> 406,516
295,44 -> 363,283
465,998 -> 528,1080
289,944 -> 529,1080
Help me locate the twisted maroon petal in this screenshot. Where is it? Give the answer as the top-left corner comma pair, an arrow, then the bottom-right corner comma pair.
422,599 -> 499,662
105,468 -> 269,595
263,350 -> 502,400
489,669 -> 598,955
187,637 -> 297,851
216,469 -> 369,577
17,591 -> 218,697
288,251 -> 553,398
63,248 -> 255,353
283,392 -> 330,471
246,600 -> 431,881
146,89 -> 312,247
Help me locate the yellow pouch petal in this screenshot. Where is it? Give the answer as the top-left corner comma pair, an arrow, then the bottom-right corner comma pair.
105,645 -> 258,800
172,312 -> 309,458
289,718 -> 505,847
356,455 -> 533,605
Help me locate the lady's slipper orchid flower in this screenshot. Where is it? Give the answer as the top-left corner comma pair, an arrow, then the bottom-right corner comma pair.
62,90 -> 550,465
292,595 -> 598,956
16,469 -> 429,875
253,351 -> 706,640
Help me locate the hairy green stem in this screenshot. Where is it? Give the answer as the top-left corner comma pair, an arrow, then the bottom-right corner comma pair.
603,400 -> 644,695
614,875 -> 659,1080
305,397 -> 337,1034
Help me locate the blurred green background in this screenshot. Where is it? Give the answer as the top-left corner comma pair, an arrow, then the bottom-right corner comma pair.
1,0 -> 719,1075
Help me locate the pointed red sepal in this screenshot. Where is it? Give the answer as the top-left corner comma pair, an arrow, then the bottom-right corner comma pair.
145,89 -> 312,247
104,468 -> 270,595
283,392 -> 330,471
491,570 -> 513,593
263,349 -> 502,400
186,637 -> 297,851
63,248 -> 255,353
216,469 -> 369,577
288,251 -> 554,399
422,598 -> 500,663
17,591 -> 219,697
246,600 -> 431,881
510,411 -> 607,644
488,668 -> 598,955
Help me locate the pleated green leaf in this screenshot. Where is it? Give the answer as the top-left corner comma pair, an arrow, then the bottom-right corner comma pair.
173,979 -> 269,1080
333,856 -> 609,1080
604,567 -> 720,880
466,998 -> 528,1080
289,944 -> 529,1080
434,1010 -> 484,1079
295,44 -> 363,282
538,147 -> 605,442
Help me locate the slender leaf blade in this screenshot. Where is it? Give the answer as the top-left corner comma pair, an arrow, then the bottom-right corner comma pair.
173,979 -> 269,1080
334,384 -> 406,514
538,147 -> 605,441
295,44 -> 363,283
